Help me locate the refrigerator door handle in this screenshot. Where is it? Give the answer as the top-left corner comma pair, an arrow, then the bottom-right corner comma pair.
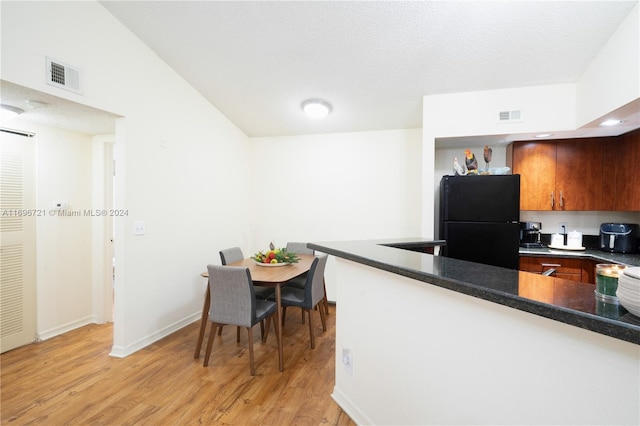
550,191 -> 554,209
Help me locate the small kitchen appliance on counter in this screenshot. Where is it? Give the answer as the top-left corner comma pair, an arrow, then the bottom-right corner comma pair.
519,221 -> 543,248
599,223 -> 640,254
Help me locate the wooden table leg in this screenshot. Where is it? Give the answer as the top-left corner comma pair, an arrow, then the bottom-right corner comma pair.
276,283 -> 284,372
194,284 -> 210,359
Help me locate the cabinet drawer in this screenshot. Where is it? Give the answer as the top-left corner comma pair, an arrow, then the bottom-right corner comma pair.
519,256 -> 582,276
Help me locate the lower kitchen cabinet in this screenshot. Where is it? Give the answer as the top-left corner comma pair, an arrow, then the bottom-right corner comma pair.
580,258 -> 599,284
520,256 -> 624,285
519,256 -> 583,281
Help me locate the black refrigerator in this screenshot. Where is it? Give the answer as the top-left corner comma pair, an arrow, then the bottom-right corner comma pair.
439,174 -> 521,270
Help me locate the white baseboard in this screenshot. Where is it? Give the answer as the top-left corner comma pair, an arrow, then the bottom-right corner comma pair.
109,312 -> 201,358
37,316 -> 95,341
331,386 -> 372,426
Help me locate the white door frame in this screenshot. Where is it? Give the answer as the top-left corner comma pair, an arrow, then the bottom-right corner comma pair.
91,135 -> 114,323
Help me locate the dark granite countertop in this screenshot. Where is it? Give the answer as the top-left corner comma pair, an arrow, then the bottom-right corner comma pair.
309,238 -> 640,345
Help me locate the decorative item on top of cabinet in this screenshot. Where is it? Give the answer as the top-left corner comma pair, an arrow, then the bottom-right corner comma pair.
508,138 -> 604,211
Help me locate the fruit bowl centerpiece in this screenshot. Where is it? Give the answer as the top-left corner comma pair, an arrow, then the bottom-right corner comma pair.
252,243 -> 299,267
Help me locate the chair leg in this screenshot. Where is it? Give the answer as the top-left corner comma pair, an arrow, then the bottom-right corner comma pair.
307,308 -> 315,349
260,320 -> 265,340
247,326 -> 255,376
237,326 -> 241,343
218,325 -> 223,336
323,278 -> 329,315
263,317 -> 271,343
272,313 -> 282,370
203,323 -> 218,367
301,308 -> 305,324
318,301 -> 327,332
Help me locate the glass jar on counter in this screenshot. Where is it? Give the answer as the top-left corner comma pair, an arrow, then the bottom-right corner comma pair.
595,264 -> 627,299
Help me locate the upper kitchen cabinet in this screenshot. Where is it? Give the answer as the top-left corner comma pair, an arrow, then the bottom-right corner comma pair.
603,128 -> 640,211
509,138 -> 604,211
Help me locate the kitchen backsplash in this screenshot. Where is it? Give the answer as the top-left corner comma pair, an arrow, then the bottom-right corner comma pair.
520,211 -> 640,236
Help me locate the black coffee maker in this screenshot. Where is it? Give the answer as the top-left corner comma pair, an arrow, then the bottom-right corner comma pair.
519,222 -> 543,248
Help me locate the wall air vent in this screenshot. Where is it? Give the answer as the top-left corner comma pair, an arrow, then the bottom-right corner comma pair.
45,56 -> 82,94
497,109 -> 522,123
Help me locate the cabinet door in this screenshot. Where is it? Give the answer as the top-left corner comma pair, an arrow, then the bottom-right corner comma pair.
613,129 -> 640,211
556,138 -> 604,211
512,141 -> 556,210
581,259 -> 598,284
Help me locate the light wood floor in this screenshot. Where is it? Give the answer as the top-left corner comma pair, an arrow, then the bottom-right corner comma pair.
1,305 -> 356,425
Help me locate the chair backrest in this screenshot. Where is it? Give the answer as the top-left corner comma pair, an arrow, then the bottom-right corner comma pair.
219,247 -> 244,265
286,242 -> 314,256
303,254 -> 328,307
207,264 -> 255,328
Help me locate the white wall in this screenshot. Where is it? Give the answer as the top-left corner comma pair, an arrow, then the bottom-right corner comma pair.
333,259 -> 640,425
2,1 -> 252,356
577,3 -> 640,127
250,129 -> 423,300
520,210 -> 640,236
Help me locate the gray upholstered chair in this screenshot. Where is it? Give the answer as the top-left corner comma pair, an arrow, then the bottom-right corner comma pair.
219,247 -> 274,341
220,247 -> 274,299
283,242 -> 329,322
273,254 -> 328,349
203,265 -> 280,376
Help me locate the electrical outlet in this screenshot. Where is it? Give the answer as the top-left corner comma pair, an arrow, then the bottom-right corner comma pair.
342,348 -> 353,376
133,221 -> 145,236
559,222 -> 568,234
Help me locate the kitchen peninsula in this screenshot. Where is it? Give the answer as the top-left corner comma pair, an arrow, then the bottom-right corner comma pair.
310,238 -> 640,425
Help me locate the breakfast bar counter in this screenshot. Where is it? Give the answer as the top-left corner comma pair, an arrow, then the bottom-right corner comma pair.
310,238 -> 640,344
310,238 -> 640,425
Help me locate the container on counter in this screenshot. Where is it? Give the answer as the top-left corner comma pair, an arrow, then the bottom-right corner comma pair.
594,291 -> 627,319
595,264 -> 627,299
550,233 -> 564,246
567,230 -> 583,248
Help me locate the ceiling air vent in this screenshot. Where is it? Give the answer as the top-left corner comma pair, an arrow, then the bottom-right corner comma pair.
46,56 -> 82,94
497,109 -> 522,123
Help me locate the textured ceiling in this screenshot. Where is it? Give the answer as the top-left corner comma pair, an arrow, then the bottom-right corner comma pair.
98,0 -> 638,137
1,1 -> 638,140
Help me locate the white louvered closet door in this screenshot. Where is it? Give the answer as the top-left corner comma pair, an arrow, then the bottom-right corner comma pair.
1,131 -> 36,353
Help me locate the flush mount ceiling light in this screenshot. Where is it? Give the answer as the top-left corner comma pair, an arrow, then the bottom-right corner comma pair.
535,133 -> 553,138
302,99 -> 332,119
600,118 -> 623,127
0,104 -> 24,122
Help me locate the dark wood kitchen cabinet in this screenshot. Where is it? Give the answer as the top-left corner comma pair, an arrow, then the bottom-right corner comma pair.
603,128 -> 640,211
520,256 -> 601,285
519,256 -> 582,281
510,138 -> 604,211
580,258 -> 599,284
